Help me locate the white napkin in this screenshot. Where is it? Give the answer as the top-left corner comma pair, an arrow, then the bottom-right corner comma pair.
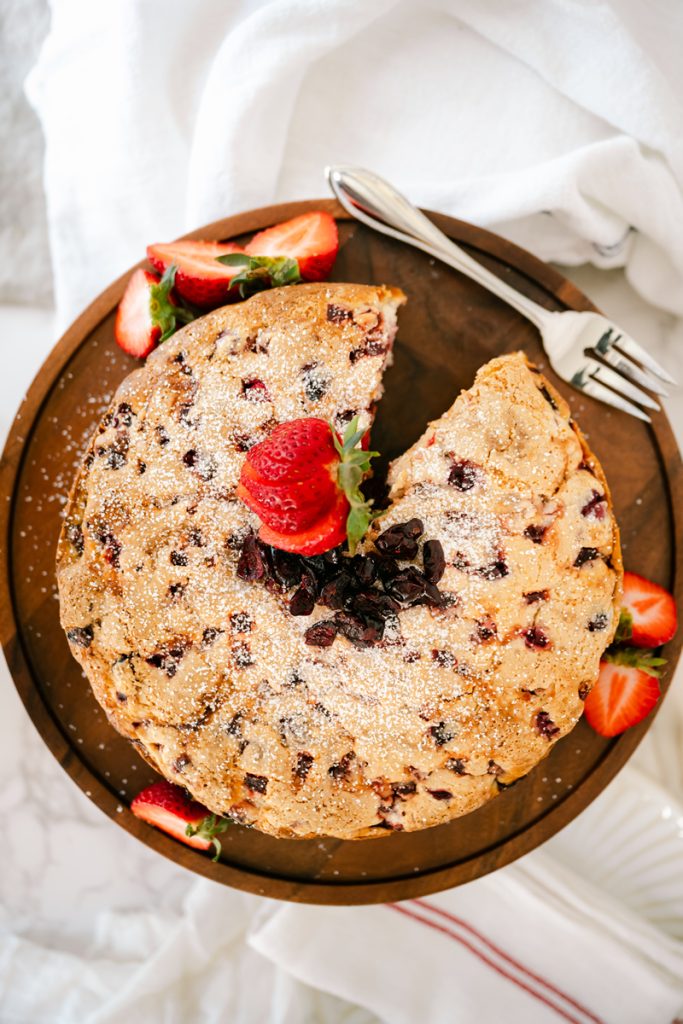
250,849 -> 683,1024
26,0 -> 683,329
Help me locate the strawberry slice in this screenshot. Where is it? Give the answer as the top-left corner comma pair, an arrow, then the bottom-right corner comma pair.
584,649 -> 665,737
130,780 -> 228,860
147,240 -> 245,308
115,267 -> 194,359
245,211 -> 339,281
619,571 -> 677,648
258,492 -> 350,556
237,416 -> 377,555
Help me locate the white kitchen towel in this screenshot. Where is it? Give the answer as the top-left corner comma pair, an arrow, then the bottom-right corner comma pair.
26,0 -> 683,330
250,849 -> 683,1024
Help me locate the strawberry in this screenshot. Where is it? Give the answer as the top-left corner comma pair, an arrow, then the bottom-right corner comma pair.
583,648 -> 665,737
237,416 -> 376,556
245,211 -> 339,281
617,571 -> 677,648
147,239 -> 246,307
130,780 -> 228,860
115,266 -> 195,359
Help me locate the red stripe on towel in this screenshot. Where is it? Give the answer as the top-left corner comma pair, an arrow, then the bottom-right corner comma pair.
414,899 -> 604,1024
388,903 -> 599,1024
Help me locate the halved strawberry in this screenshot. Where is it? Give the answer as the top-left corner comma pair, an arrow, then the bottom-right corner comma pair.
258,492 -> 350,556
147,240 -> 245,308
237,416 -> 377,555
130,780 -> 228,860
583,649 -> 664,737
619,571 -> 677,648
245,211 -> 339,281
115,267 -> 194,359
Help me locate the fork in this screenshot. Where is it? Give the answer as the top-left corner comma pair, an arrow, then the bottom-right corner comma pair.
326,166 -> 676,423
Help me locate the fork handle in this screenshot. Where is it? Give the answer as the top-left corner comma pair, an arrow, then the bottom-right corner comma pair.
327,166 -> 553,331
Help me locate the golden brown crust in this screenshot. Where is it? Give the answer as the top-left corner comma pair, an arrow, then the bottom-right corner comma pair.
58,292 -> 621,840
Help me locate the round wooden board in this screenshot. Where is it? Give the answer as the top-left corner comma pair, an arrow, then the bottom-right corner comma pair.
1,200 -> 681,905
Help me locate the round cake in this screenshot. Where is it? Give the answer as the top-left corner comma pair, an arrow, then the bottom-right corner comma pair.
57,282 -> 622,839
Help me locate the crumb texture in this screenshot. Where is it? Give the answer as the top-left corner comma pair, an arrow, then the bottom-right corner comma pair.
57,287 -> 620,840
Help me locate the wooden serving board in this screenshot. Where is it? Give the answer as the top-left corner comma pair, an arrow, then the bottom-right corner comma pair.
1,200 -> 681,905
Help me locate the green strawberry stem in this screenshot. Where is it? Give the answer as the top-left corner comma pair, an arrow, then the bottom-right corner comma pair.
603,645 -> 667,678
613,607 -> 634,645
185,813 -> 230,862
150,264 -> 197,342
331,417 -> 378,555
216,252 -> 301,298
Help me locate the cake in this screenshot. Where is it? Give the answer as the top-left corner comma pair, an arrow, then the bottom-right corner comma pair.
57,282 -> 622,839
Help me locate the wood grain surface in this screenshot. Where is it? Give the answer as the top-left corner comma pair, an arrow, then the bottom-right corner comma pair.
1,198 -> 681,904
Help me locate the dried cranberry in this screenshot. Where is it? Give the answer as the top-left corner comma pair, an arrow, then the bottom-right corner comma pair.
304,620 -> 338,647
335,610 -> 382,648
472,619 -> 497,644
535,711 -> 560,739
327,303 -> 353,323
350,591 -> 399,621
385,566 -> 427,605
574,547 -> 600,567
328,752 -> 355,780
202,627 -> 222,645
523,627 -> 551,649
113,402 -> 134,428
182,449 -> 197,467
588,612 -> 609,632
446,758 -> 468,775
581,490 -> 607,519
354,553 -> 380,586
290,576 -> 316,616
232,642 -> 253,668
525,524 -> 547,544
448,459 -> 479,491
242,378 -> 270,402
423,539 -> 445,583
432,649 -> 457,668
170,550 -> 188,566
319,573 -> 354,609
173,754 -> 190,773
229,611 -> 252,633
375,519 -> 424,559
294,752 -> 314,780
393,781 -> 417,799
476,559 -> 509,580
245,773 -> 268,794
156,425 -> 170,446
67,624 -> 94,649
430,721 -> 456,746
301,363 -> 329,402
270,548 -> 301,589
237,535 -> 265,581
427,789 -> 453,801
524,590 -> 549,604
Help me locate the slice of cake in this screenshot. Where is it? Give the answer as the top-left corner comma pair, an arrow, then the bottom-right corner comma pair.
57,284 -> 621,840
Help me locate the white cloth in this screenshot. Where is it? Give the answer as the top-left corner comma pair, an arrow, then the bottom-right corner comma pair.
7,2 -> 683,1022
25,0 -> 683,328
251,848 -> 683,1024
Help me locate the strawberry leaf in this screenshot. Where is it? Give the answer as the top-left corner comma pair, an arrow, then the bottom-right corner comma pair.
613,607 -> 633,644
185,812 -> 230,862
331,417 -> 379,555
604,645 -> 667,678
149,264 -> 196,342
215,253 -> 301,298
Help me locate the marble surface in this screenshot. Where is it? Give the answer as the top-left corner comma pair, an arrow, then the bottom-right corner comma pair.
0,268 -> 681,1005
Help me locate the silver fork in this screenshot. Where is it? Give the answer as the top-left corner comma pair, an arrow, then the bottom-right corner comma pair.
326,165 -> 677,423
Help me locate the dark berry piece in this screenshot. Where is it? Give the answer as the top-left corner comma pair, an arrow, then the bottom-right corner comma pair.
113,402 -> 134,428
115,691 -> 127,703
327,303 -> 353,323
487,760 -> 504,776
525,524 -> 547,544
524,590 -> 549,604
170,550 -> 188,566
476,559 -> 509,580
574,546 -> 600,568
448,459 -> 479,491
290,576 -> 316,616
335,610 -> 383,648
202,627 -> 222,645
430,721 -> 456,746
375,518 -> 424,559
67,624 -> 94,649
431,649 -> 456,668
539,385 -> 559,410
226,712 -> 243,737
523,627 -> 551,649
393,781 -> 417,799
244,773 -> 268,794
304,620 -> 338,647
423,539 -> 445,583
98,434 -> 129,469
581,490 -> 607,519
156,425 -> 170,446
535,710 -> 560,739
446,758 -> 468,775
350,591 -> 400,622
427,789 -> 453,801
588,612 -> 609,632
232,642 -> 253,668
472,619 -> 497,644
270,548 -> 302,589
578,682 -> 591,701
237,534 -> 265,581
319,572 -> 355,610
385,566 -> 427,605
301,362 -> 329,402
182,449 -> 197,467
230,611 -> 252,633
328,752 -> 355,780
242,378 -> 270,402
173,754 -> 191,773
403,650 -> 421,663
168,582 -> 186,599
137,460 -> 146,474
354,553 -> 379,587
66,522 -> 84,556
294,752 -> 314,780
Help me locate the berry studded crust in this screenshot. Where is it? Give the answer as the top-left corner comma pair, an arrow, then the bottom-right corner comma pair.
57,286 -> 621,840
